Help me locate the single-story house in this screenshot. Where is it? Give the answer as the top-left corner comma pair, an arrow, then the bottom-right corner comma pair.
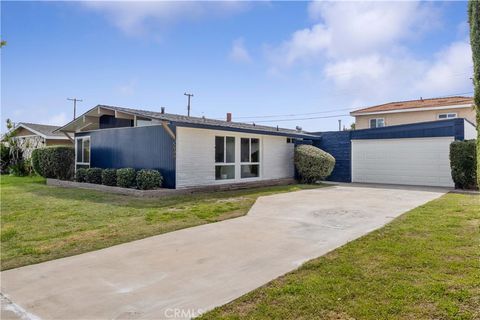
4,122 -> 73,158
56,105 -> 318,189
350,96 -> 476,129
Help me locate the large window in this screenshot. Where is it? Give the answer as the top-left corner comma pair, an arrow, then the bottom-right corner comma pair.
76,136 -> 90,165
215,136 -> 235,180
369,118 -> 385,128
240,138 -> 260,178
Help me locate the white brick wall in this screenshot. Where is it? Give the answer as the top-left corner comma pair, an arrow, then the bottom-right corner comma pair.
175,127 -> 295,188
352,137 -> 454,187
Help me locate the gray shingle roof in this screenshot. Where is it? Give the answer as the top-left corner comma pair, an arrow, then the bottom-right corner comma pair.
18,122 -> 67,138
98,105 -> 317,138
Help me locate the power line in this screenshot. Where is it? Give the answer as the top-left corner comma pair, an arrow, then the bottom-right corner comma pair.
224,91 -> 473,121
67,98 -> 83,120
255,113 -> 351,123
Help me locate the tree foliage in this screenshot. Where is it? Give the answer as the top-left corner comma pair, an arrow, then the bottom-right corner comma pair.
469,0 -> 480,187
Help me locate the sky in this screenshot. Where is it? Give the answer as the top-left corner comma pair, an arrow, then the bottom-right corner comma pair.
0,1 -> 474,132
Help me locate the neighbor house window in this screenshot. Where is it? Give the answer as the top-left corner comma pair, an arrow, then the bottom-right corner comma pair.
369,118 -> 385,128
76,136 -> 90,165
438,113 -> 457,119
215,136 -> 235,180
240,138 -> 260,178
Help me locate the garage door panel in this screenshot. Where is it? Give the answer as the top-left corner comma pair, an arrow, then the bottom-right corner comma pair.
352,137 -> 454,187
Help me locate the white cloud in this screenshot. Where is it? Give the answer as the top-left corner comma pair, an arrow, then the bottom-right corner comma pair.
229,38 -> 252,63
269,1 -> 438,67
266,1 -> 472,105
416,40 -> 473,96
82,1 -> 249,36
47,112 -> 69,126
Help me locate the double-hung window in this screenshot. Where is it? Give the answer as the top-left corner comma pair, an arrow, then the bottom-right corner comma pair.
240,138 -> 260,178
369,118 -> 385,128
215,136 -> 235,180
76,136 -> 90,166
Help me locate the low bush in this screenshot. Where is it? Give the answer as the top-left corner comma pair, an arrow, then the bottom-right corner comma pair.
102,169 -> 117,186
75,168 -> 87,182
136,169 -> 163,190
31,146 -> 74,180
117,168 -> 136,188
85,168 -> 103,184
450,140 -> 477,189
294,144 -> 335,183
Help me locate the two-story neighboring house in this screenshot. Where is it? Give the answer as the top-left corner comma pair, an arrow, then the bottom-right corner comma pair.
350,96 -> 476,129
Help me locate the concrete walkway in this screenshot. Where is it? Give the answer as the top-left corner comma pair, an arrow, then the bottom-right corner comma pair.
1,185 -> 446,320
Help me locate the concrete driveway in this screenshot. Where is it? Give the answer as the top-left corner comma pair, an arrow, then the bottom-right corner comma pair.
1,185 -> 446,320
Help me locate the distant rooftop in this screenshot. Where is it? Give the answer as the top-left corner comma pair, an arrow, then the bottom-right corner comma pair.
351,96 -> 474,115
16,122 -> 68,138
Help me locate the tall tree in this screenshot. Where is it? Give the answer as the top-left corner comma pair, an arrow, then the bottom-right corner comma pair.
468,0 -> 480,187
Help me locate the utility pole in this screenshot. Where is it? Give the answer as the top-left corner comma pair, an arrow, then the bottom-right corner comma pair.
67,98 -> 83,120
338,119 -> 342,131
184,92 -> 193,117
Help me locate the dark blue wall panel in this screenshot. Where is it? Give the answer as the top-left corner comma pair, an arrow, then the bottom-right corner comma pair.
99,115 -> 134,129
350,119 -> 464,140
311,131 -> 352,182
76,125 -> 176,188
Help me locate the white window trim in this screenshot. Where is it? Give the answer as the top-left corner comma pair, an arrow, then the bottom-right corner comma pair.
215,136 -> 236,180
369,118 -> 385,128
213,135 -> 262,183
75,136 -> 91,166
437,112 -> 457,119
240,137 -> 260,179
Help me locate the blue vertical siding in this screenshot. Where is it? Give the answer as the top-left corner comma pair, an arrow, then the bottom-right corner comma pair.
76,125 -> 176,188
312,131 -> 352,182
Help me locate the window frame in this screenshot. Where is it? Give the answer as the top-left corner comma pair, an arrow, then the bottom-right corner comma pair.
369,118 -> 385,128
437,113 -> 457,120
240,137 -> 260,179
215,136 -> 236,180
75,136 -> 91,166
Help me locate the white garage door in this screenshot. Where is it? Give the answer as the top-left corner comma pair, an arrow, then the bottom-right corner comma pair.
351,137 -> 454,187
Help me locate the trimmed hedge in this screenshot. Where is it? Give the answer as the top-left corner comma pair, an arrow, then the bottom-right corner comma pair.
136,169 -> 163,190
85,167 -> 103,184
31,146 -> 75,180
117,168 -> 137,188
102,169 -> 117,186
75,168 -> 87,182
450,140 -> 477,189
294,145 -> 335,183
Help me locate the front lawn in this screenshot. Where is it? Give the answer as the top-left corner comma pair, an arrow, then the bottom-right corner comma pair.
201,193 -> 480,320
0,175 -> 321,270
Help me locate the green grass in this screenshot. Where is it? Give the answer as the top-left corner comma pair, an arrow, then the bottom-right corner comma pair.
200,193 -> 480,320
0,175 -> 322,270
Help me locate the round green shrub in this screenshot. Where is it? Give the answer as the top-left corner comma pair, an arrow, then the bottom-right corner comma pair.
75,168 -> 87,182
85,167 -> 103,184
294,145 -> 335,183
102,168 -> 117,186
450,140 -> 477,189
117,168 -> 136,188
31,146 -> 74,180
136,169 -> 163,190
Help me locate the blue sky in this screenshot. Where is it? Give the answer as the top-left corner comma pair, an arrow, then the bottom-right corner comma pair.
1,1 -> 473,132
